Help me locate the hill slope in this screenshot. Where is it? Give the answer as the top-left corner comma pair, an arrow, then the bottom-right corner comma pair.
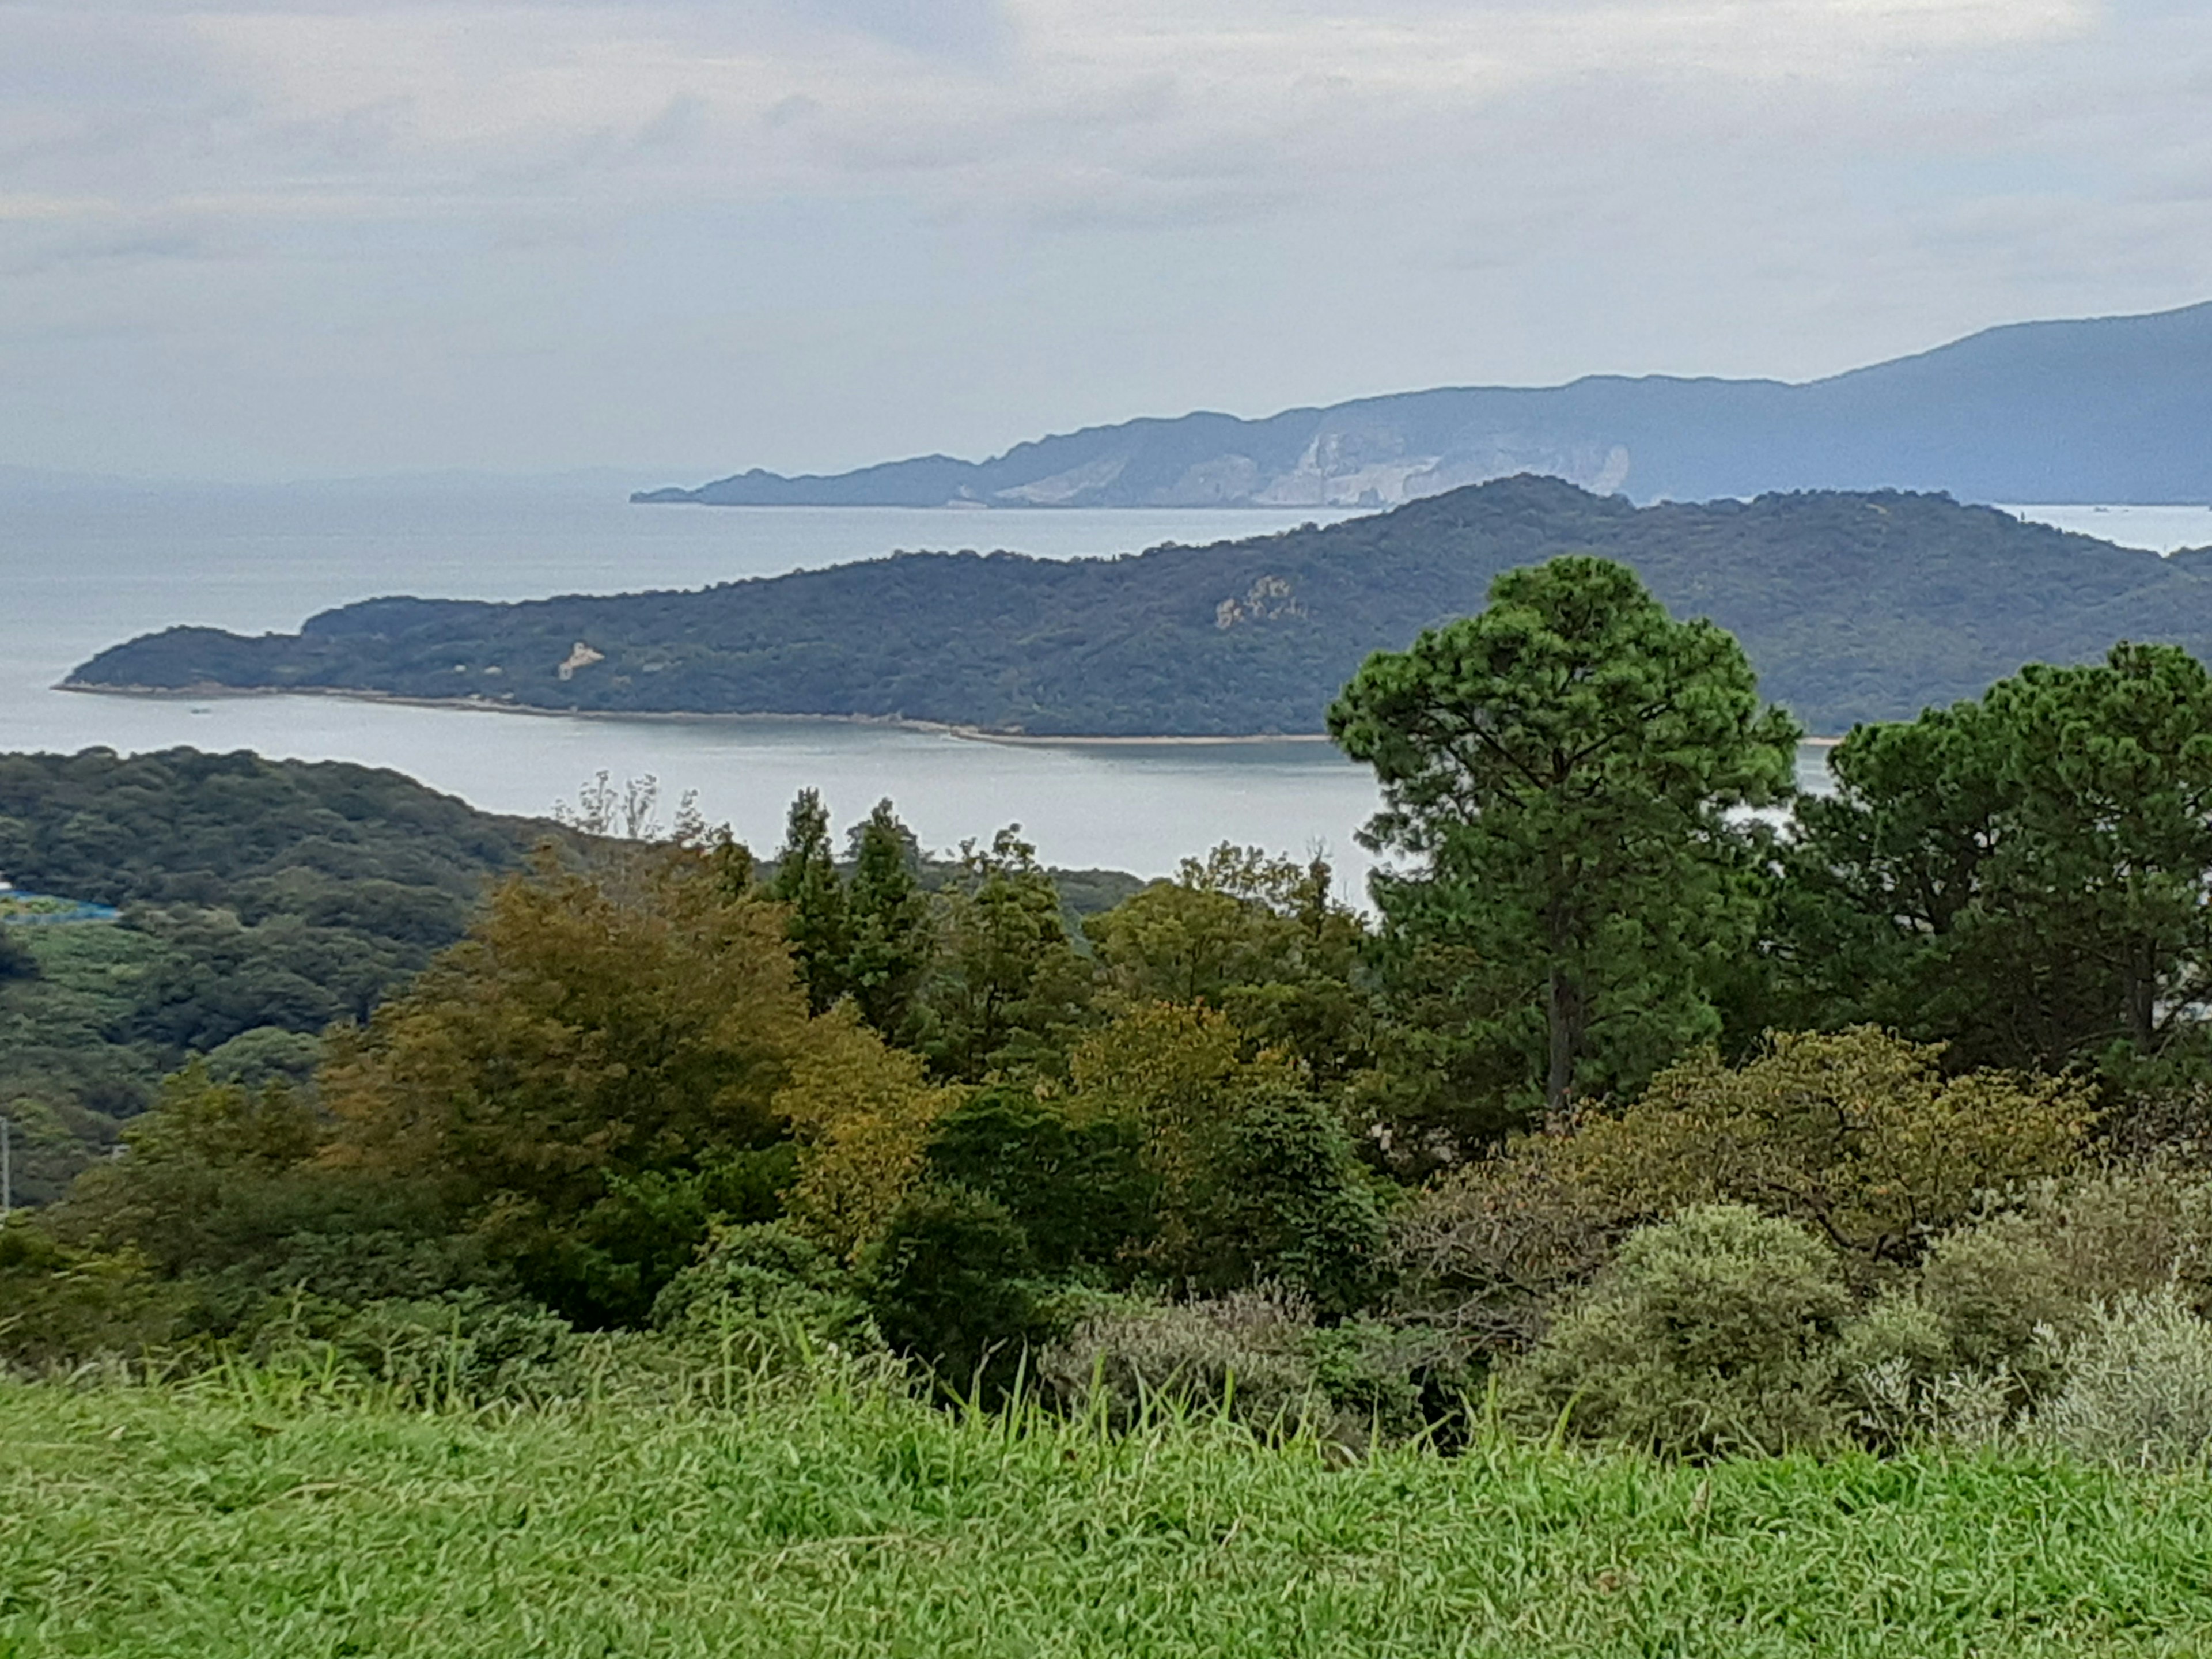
636,301 -> 2212,509
66,478 -> 2212,737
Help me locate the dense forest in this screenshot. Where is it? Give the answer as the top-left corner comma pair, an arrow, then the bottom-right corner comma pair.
0,749 -> 1137,1204
17,556 -> 2212,1490
67,476 -> 2212,736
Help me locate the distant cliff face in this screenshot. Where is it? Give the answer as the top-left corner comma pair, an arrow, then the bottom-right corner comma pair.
635,300 -> 2212,510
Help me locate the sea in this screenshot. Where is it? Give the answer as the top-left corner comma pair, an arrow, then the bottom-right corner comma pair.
1,482 -> 2206,885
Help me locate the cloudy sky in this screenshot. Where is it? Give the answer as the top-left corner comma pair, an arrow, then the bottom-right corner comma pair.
3,0 -> 2209,482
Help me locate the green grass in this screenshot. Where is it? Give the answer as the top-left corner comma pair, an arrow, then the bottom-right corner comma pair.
5,1373 -> 2212,1657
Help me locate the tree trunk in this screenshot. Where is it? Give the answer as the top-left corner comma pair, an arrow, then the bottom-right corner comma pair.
1547,964 -> 1583,1120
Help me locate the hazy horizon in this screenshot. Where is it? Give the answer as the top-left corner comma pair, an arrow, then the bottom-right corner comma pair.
6,1 -> 2211,484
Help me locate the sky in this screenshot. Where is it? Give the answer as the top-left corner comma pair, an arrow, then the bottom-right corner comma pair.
3,0 -> 2210,483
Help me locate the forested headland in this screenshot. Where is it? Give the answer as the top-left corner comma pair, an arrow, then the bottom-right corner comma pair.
20,557 -> 2212,1652
65,476 -> 2212,736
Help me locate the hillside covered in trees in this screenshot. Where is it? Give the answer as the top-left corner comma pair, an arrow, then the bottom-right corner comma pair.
0,749 -> 1139,1203
67,478 -> 2212,735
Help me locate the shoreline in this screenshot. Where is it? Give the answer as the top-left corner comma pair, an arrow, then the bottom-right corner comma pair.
56,681 -> 1848,748
54,681 -> 1350,748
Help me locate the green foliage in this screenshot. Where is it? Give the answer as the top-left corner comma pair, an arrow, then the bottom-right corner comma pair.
0,927 -> 37,980
770,789 -> 849,1015
1502,1205 -> 1853,1459
2032,1287 -> 2212,1471
650,1222 -> 882,1364
915,828 -> 1094,1082
1785,643 -> 2212,1079
0,1222 -> 188,1370
1066,1003 -> 1387,1315
1528,1027 -> 2093,1272
922,1083 -> 1152,1278
842,800 -> 933,1041
863,1184 -> 1054,1401
1330,555 -> 1800,1136
1085,844 -> 1373,1085
0,747 -> 539,1180
321,847 -> 813,1325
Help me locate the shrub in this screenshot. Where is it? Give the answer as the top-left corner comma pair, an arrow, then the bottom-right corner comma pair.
310,1292 -> 582,1407
2031,1287 -> 2212,1469
2013,1164 -> 2212,1313
1386,1155 -> 1625,1363
922,1084 -> 1153,1277
1836,1217 -> 2086,1445
652,1221 -> 881,1367
1543,1028 -> 2094,1273
1045,1288 -> 1317,1432
1499,1205 -> 1851,1458
0,1220 -> 188,1372
864,1185 -> 1054,1402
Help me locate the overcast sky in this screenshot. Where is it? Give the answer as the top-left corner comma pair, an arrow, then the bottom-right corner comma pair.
3,0 -> 2209,482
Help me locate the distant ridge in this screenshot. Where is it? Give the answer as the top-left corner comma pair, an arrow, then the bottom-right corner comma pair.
69,477 -> 2212,737
635,301 -> 2212,510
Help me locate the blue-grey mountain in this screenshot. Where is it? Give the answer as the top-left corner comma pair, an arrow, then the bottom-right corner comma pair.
636,301 -> 2212,509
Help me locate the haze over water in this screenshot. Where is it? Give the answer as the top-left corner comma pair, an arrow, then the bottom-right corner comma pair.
5,483 -> 2190,880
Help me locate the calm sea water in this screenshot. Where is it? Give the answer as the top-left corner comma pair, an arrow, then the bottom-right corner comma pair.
0,482 -> 1389,880
2,483 -> 2187,881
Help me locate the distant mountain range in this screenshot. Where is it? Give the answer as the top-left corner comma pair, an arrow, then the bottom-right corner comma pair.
68,478 -> 2212,737
635,301 -> 2212,510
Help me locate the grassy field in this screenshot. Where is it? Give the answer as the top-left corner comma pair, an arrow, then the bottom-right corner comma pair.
6,1374 -> 2212,1657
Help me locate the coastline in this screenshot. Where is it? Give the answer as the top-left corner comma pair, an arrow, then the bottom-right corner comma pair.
53,681 -> 1350,748
56,681 -> 1849,748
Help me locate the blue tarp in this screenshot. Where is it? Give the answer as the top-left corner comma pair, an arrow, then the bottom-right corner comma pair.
0,893 -> 121,926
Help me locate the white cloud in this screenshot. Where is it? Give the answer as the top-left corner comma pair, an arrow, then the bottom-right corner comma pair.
0,0 -> 2205,477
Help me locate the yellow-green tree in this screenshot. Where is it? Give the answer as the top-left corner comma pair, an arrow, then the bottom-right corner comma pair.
1513,1027 -> 2094,1272
321,845 -> 813,1321
778,1006 -> 959,1262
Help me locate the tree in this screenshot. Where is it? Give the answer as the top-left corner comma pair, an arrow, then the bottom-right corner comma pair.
1785,643 -> 2212,1078
915,828 -> 1093,1081
1084,844 -> 1373,1085
842,800 -> 933,1042
1328,556 -> 1800,1135
1066,1002 -> 1385,1314
771,789 -> 849,1016
321,846 -> 813,1323
777,1006 -> 959,1262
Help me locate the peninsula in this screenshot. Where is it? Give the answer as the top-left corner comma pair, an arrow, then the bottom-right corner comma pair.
66,476 -> 2212,737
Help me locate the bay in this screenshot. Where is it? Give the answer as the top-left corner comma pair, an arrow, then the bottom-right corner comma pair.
0,480 -> 1385,879
5,480 -> 2168,882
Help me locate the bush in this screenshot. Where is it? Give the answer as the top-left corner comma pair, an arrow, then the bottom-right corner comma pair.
1044,1288 -> 1322,1434
2032,1287 -> 2212,1470
1836,1217 -> 2086,1445
0,1220 -> 188,1372
865,1185 -> 1055,1402
309,1292 -> 582,1407
1181,1081 -> 1391,1318
2013,1164 -> 2212,1313
922,1084 -> 1153,1277
1386,1156 -> 1624,1363
1541,1028 -> 2093,1273
652,1222 -> 881,1368
1499,1205 -> 1851,1458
